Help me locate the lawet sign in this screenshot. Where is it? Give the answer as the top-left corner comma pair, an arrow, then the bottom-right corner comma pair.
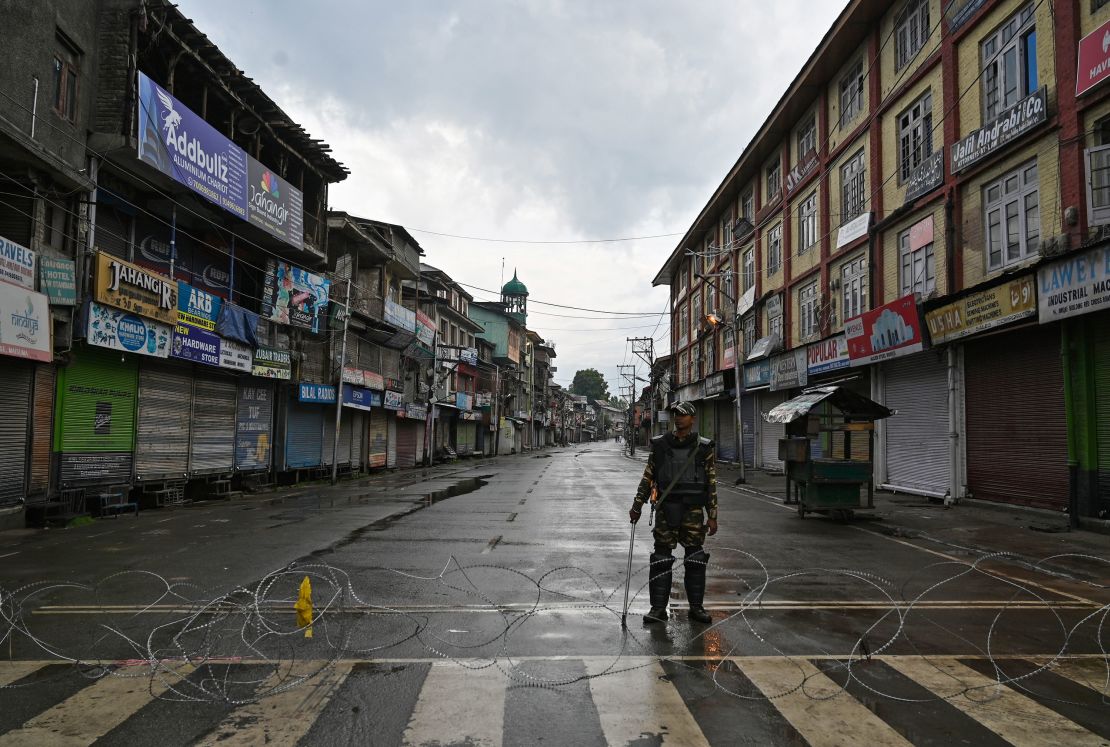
926,276 -> 1036,344
95,253 -> 178,324
952,87 -> 1047,173
0,235 -> 35,289
1037,246 -> 1110,323
845,294 -> 923,364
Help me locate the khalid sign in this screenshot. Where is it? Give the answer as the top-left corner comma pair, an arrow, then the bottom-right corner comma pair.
94,253 -> 178,324
1037,245 -> 1110,323
0,282 -> 51,362
136,72 -> 303,249
845,294 -> 924,364
926,276 -> 1036,344
1077,18 -> 1110,97
252,346 -> 291,379
952,87 -> 1047,172
0,234 -> 35,289
260,259 -> 330,333
87,301 -> 171,358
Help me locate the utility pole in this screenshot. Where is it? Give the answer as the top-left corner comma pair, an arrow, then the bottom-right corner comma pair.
697,269 -> 747,484
331,276 -> 351,485
617,364 -> 637,456
628,337 -> 655,439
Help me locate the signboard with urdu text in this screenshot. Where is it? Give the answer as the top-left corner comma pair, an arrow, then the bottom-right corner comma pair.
926,276 -> 1036,344
252,346 -> 291,379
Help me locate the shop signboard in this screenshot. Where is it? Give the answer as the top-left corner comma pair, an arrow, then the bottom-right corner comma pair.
952,87 -> 1047,173
455,391 -> 473,410
704,372 -> 726,397
807,334 -> 849,375
770,349 -> 808,391
171,323 -> 220,366
252,345 -> 291,379
904,149 -> 944,204
743,359 -> 771,388
39,257 -> 76,305
245,156 -> 304,250
177,280 -> 223,331
415,311 -> 436,346
87,301 -> 171,358
1077,17 -> 1110,97
298,382 -> 336,404
737,285 -> 756,317
260,259 -> 330,333
0,282 -> 52,362
383,389 -> 404,410
835,212 -> 870,249
845,293 -> 924,364
341,366 -> 365,386
0,234 -> 35,289
219,337 -> 253,372
342,384 -> 381,411
785,149 -> 819,197
94,253 -> 178,324
384,298 -> 417,332
926,276 -> 1036,343
404,403 -> 427,420
235,385 -> 272,471
1036,245 -> 1110,323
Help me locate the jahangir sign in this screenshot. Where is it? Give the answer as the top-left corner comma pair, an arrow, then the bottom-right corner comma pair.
94,253 -> 178,324
925,276 -> 1036,344
1037,245 -> 1110,323
952,87 -> 1047,173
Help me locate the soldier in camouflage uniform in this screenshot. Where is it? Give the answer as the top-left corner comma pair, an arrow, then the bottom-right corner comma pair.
629,401 -> 718,624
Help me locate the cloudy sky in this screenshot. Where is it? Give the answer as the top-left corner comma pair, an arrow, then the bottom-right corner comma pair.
184,0 -> 846,396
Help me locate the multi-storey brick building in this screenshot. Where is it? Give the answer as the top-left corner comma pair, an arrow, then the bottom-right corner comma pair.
653,0 -> 1110,521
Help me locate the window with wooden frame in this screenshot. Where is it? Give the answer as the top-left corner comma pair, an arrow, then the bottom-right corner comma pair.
52,30 -> 81,123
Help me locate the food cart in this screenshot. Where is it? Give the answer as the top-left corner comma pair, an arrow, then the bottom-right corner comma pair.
765,385 -> 893,520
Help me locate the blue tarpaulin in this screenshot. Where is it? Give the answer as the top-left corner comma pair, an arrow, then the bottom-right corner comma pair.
216,303 -> 260,347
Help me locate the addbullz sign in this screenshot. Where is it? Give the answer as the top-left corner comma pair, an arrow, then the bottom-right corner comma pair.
94,253 -> 177,325
952,87 -> 1047,173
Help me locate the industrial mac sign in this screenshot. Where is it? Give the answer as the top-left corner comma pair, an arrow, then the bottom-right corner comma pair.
1077,19 -> 1110,97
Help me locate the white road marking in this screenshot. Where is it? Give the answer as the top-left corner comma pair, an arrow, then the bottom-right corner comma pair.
0,661 -> 46,687
401,660 -> 507,747
585,658 -> 710,746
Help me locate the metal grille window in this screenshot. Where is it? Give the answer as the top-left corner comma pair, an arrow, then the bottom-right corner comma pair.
840,59 -> 864,128
799,191 -> 818,252
899,229 -> 936,296
898,92 -> 933,183
841,255 -> 868,322
742,248 -> 755,291
985,160 -> 1040,270
1086,144 -> 1110,226
841,149 -> 867,222
895,0 -> 931,71
768,223 -> 783,275
797,115 -> 817,157
767,162 -> 781,202
981,5 -> 1037,121
767,295 -> 783,341
799,281 -> 820,340
743,314 -> 756,355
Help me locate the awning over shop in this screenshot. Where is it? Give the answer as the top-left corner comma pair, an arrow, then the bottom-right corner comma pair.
764,385 -> 893,424
746,333 -> 782,362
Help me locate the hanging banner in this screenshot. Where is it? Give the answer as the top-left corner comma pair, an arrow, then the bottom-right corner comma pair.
94,253 -> 178,324
39,257 -> 77,305
177,280 -> 223,331
404,403 -> 427,420
252,345 -> 291,379
1036,245 -> 1110,323
87,301 -> 171,358
0,282 -> 52,362
219,337 -> 253,372
342,384 -> 382,411
415,311 -> 436,346
0,234 -> 35,289
260,258 -> 330,333
384,298 -> 417,332
845,294 -> 924,364
171,323 -> 220,366
926,276 -> 1036,343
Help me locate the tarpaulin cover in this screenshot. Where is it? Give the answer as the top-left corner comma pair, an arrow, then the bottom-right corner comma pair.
764,385 -> 893,424
216,303 -> 260,347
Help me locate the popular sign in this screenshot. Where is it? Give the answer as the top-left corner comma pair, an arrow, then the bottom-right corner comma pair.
806,334 -> 849,375
1077,18 -> 1110,97
87,301 -> 171,358
0,235 -> 35,289
1036,245 -> 1110,323
95,253 -> 178,324
952,87 -> 1047,173
925,276 -> 1036,344
260,259 -> 330,333
844,294 -> 924,364
0,282 -> 51,362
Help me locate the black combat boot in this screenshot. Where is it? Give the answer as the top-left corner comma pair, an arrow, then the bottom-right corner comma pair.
643,552 -> 674,624
684,549 -> 712,623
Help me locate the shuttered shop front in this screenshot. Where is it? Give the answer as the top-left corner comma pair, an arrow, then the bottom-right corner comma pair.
190,371 -> 237,474
457,421 -> 477,455
56,347 -> 139,486
286,398 -> 324,469
741,395 -> 755,467
28,365 -> 56,497
235,382 -> 274,472
397,418 -> 419,468
135,363 -> 193,481
1094,320 -> 1110,512
367,412 -> 388,468
716,400 -> 737,462
758,391 -> 787,471
322,410 -> 354,466
881,353 -> 950,497
0,362 -> 33,506
965,325 -> 1068,509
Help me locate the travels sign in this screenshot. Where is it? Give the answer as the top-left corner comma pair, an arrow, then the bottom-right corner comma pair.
94,253 -> 178,325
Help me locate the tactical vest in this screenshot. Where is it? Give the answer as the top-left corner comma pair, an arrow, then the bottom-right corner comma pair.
652,432 -> 712,506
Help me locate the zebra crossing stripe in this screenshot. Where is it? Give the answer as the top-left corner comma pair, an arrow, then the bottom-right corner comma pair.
0,663 -> 194,747
0,662 -> 46,688
195,662 -> 354,747
1049,658 -> 1110,695
738,658 -> 913,747
886,658 -> 1107,747
401,661 -> 507,746
585,659 -> 710,746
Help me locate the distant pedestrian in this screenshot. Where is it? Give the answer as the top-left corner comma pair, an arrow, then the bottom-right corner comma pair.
628,401 -> 717,624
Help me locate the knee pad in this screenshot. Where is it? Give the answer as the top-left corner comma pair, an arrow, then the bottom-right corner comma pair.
684,545 -> 705,559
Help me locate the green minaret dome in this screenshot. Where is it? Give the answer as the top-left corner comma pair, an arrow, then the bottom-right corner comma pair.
501,270 -> 528,297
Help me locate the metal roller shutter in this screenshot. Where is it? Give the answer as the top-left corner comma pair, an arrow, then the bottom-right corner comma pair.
883,354 -> 950,497
397,419 -> 418,468
190,372 -> 237,474
135,363 -> 192,481
28,365 -> 56,497
758,391 -> 786,471
457,422 -> 476,455
965,325 -> 1068,509
716,400 -> 737,462
235,382 -> 274,472
367,412 -> 388,468
1095,323 -> 1110,508
387,413 -> 398,467
286,399 -> 324,468
93,206 -> 130,258
322,409 -> 353,466
0,363 -> 33,505
57,348 -> 137,486
741,395 -> 755,467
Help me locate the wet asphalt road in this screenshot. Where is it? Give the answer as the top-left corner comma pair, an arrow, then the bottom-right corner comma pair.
1,440 -> 1108,745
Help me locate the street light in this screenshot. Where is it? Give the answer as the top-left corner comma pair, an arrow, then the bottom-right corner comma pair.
698,273 -> 746,484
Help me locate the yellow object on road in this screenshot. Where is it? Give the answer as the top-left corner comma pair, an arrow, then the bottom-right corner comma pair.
294,576 -> 313,638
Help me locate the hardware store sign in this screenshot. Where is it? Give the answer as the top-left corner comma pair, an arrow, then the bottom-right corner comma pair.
926,276 -> 1036,344
94,253 -> 178,324
1037,246 -> 1110,323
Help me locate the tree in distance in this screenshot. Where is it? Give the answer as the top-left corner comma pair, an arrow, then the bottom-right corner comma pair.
570,368 -> 610,401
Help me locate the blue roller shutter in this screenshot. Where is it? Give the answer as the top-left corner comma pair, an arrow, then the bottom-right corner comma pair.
286,399 -> 324,468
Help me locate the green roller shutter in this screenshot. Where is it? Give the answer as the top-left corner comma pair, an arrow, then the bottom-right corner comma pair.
1093,322 -> 1110,510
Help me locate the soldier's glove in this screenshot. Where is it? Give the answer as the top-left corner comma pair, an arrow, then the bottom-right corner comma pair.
629,507 -> 641,524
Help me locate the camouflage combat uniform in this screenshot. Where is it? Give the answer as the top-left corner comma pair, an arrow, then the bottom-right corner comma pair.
632,432 -> 718,550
